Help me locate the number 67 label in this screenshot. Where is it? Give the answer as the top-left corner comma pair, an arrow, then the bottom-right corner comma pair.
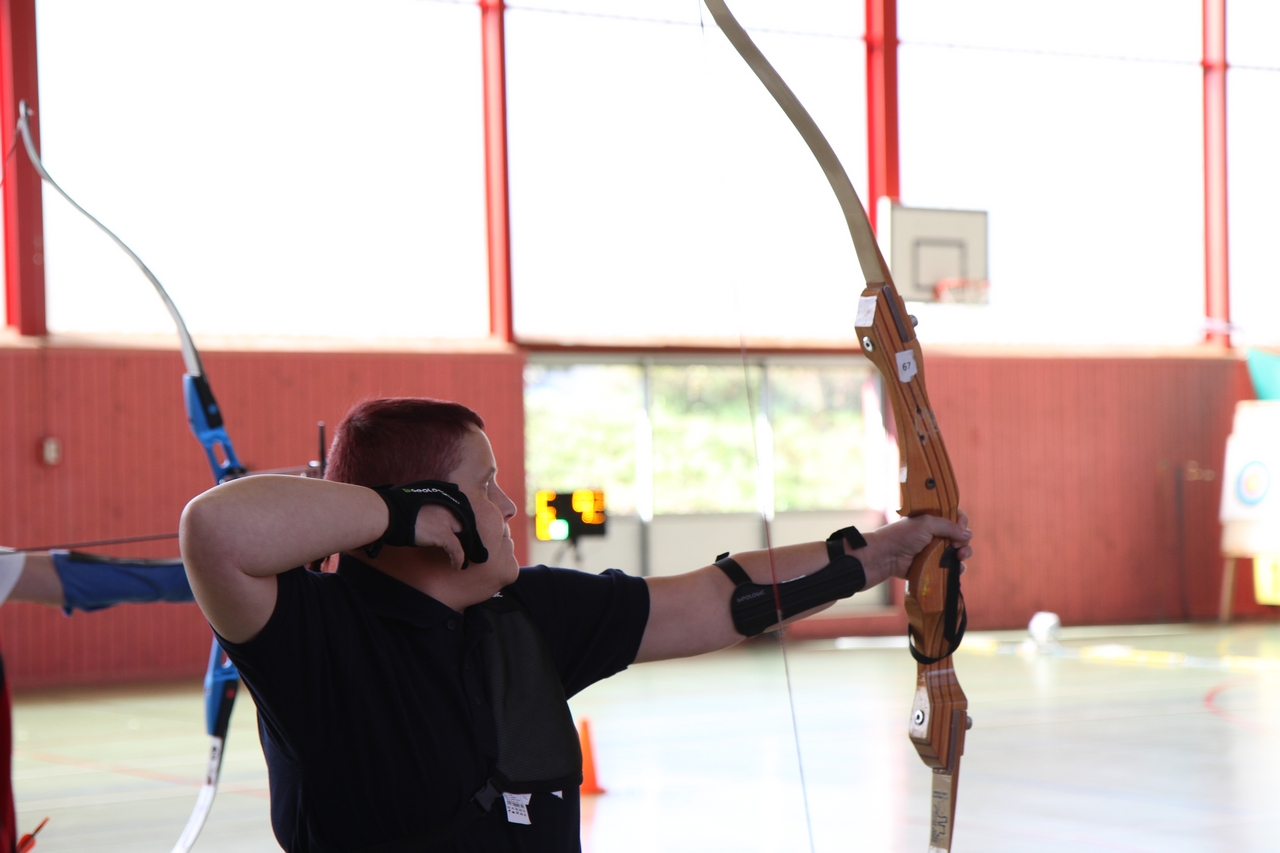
896,350 -> 918,382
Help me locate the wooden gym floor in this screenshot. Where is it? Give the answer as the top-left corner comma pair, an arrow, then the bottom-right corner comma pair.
13,622 -> 1279,852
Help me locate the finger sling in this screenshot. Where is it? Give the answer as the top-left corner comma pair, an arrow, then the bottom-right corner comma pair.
366,481 -> 490,568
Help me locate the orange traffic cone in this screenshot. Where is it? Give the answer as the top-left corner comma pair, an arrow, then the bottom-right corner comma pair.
17,817 -> 49,853
578,718 -> 605,795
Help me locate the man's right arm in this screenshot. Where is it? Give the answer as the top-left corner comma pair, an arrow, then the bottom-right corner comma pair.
180,476 -> 389,643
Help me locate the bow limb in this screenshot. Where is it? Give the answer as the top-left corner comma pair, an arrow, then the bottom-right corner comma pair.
701,0 -> 886,287
699,4 -> 969,850
17,101 -> 241,853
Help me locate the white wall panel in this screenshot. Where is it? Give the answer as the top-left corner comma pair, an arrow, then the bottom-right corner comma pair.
35,0 -> 488,339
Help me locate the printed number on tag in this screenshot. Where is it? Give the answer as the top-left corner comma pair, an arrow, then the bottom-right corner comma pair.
895,350 -> 918,382
503,792 -> 532,825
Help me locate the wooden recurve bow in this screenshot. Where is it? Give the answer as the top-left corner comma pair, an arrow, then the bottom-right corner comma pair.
699,3 -> 971,849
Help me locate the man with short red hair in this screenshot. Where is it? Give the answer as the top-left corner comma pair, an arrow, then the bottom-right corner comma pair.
181,397 -> 971,852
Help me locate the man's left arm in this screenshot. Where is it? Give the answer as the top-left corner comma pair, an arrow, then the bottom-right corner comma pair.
635,512 -> 972,663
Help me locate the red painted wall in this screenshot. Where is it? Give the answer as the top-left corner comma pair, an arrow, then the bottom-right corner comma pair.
796,351 -> 1263,640
0,344 -> 1268,688
0,343 -> 526,688
926,352 -> 1260,629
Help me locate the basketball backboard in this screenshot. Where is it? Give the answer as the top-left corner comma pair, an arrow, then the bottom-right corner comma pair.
875,200 -> 989,303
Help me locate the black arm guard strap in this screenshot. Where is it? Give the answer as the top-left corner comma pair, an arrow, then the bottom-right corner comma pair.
365,480 -> 489,568
714,526 -> 868,637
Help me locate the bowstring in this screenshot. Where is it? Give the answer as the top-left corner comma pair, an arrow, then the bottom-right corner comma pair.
738,341 -> 817,853
703,0 -> 815,844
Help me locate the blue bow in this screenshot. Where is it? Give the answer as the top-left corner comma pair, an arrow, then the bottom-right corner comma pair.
18,100 -> 243,853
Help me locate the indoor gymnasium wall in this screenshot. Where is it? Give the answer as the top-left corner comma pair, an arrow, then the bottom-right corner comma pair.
0,343 -> 526,689
924,351 -> 1259,631
786,350 -> 1261,640
0,344 -> 1262,687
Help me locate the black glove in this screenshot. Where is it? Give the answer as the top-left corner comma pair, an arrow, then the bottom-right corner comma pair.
365,480 -> 489,569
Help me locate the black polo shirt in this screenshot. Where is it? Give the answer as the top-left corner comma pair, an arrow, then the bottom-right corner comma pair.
218,556 -> 649,853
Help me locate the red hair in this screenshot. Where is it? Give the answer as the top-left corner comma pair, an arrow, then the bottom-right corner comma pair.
325,398 -> 484,488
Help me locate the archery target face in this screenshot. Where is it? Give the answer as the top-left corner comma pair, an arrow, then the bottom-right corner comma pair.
1220,427 -> 1280,523
1237,461 -> 1270,506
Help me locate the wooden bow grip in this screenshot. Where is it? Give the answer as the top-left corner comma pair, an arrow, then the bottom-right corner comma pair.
903,537 -> 958,656
905,536 -> 968,774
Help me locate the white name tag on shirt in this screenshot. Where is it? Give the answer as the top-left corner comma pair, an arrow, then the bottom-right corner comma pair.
503,792 -> 532,825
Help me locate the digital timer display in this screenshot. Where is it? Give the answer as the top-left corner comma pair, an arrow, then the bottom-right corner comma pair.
534,489 -> 607,542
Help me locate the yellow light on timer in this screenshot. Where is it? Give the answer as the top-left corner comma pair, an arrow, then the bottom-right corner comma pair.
571,489 -> 605,525
535,490 -> 566,540
535,489 -> 607,542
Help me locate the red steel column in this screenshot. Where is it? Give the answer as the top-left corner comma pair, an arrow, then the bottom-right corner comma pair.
1203,0 -> 1230,346
865,0 -> 899,232
0,0 -> 45,336
480,0 -> 514,344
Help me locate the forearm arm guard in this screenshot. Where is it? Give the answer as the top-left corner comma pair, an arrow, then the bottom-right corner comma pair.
365,480 -> 489,568
715,526 -> 868,637
50,551 -> 193,614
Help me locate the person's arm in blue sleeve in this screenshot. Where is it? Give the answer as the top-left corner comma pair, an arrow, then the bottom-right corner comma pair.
51,551 -> 194,613
0,550 -> 193,614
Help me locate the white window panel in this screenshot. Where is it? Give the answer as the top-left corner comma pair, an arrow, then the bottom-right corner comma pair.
898,0 -> 1203,346
1226,0 -> 1280,347
900,0 -> 1201,63
1227,69 -> 1280,348
36,0 -> 488,340
1226,0 -> 1280,69
506,0 -> 868,344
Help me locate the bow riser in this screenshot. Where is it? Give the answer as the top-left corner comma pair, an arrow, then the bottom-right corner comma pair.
854,283 -> 963,649
908,661 -> 968,768
854,283 -> 958,522
184,374 -> 246,483
855,281 -> 968,852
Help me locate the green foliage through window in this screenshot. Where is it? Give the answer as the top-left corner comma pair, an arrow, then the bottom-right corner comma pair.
524,360 -> 874,516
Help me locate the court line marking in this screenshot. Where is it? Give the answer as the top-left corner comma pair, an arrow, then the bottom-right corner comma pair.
1202,679 -> 1270,734
12,750 -> 271,808
958,637 -> 1280,673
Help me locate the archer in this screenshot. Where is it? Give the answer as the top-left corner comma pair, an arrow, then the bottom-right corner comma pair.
180,396 -> 972,852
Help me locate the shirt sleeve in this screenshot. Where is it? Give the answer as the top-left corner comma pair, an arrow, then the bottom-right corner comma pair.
214,567 -> 334,757
509,565 -> 650,698
50,551 -> 194,614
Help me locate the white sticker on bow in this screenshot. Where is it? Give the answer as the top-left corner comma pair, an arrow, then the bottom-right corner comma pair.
855,296 -> 878,328
895,350 -> 918,383
503,792 -> 532,825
